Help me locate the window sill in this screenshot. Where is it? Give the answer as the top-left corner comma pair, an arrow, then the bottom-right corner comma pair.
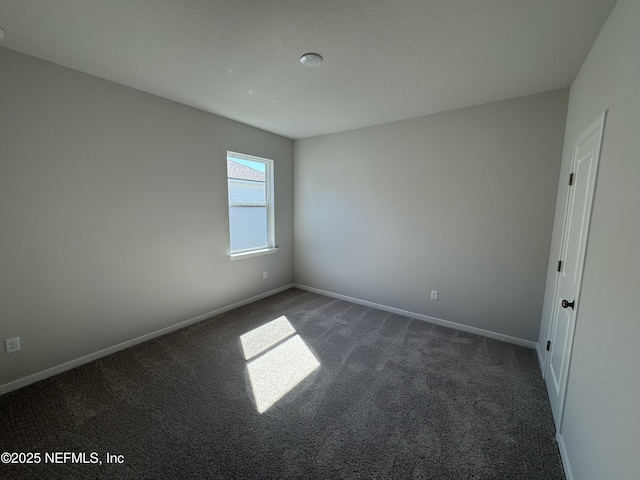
229,247 -> 279,261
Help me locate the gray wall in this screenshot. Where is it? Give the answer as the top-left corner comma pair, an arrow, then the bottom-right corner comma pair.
294,90 -> 568,343
538,0 -> 640,478
0,47 -> 294,389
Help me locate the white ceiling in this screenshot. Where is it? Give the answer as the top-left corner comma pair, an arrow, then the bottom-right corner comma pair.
0,0 -> 617,139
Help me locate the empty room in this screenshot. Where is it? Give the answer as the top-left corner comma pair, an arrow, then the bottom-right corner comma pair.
0,1 -> 638,479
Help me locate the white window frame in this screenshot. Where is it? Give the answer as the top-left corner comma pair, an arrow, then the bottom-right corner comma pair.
227,151 -> 277,260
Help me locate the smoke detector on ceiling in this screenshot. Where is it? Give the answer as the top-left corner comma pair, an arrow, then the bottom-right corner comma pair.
300,53 -> 323,67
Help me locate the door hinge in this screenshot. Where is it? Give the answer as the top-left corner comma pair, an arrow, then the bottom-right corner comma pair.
569,173 -> 574,186
557,260 -> 562,272
546,340 -> 551,351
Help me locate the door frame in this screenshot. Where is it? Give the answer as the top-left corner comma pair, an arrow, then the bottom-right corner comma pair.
543,110 -> 606,431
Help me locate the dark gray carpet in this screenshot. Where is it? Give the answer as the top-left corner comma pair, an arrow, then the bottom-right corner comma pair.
0,288 -> 565,479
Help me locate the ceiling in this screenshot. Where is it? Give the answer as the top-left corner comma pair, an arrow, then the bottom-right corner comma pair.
0,0 -> 617,139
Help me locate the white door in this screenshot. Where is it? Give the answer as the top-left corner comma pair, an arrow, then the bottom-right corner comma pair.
545,112 -> 605,428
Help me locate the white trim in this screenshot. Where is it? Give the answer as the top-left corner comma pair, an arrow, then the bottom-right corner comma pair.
294,284 -> 537,349
229,247 -> 279,260
536,342 -> 546,375
0,284 -> 294,396
227,151 -> 276,256
227,151 -> 275,165
557,432 -> 575,480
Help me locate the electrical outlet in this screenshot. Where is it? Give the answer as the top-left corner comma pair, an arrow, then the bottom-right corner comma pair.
5,337 -> 21,354
263,271 -> 268,279
431,290 -> 438,300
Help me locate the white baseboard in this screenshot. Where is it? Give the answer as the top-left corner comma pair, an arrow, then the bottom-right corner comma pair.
1,282 -> 537,395
0,284 -> 294,396
293,284 -> 537,349
557,432 -> 574,480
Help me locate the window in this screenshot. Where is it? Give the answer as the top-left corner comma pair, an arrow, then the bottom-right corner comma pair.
227,152 -> 276,258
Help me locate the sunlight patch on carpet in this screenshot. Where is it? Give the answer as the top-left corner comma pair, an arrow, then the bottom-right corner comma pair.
242,316 -> 320,413
240,315 -> 296,360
